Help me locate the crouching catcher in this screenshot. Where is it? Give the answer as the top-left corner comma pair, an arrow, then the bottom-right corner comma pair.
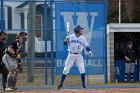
3,32 -> 27,91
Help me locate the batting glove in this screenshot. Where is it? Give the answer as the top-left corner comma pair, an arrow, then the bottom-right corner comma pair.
64,35 -> 70,42
66,35 -> 70,39
88,51 -> 93,57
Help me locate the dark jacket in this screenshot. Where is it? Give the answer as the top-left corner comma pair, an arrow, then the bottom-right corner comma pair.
124,47 -> 136,63
0,41 -> 7,71
0,41 -> 6,62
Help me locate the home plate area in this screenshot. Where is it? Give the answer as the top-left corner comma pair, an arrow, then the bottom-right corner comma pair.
1,86 -> 140,93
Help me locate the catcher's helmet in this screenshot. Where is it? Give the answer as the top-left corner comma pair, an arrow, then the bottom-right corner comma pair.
17,32 -> 27,36
17,32 -> 27,37
16,32 -> 27,39
74,25 -> 84,33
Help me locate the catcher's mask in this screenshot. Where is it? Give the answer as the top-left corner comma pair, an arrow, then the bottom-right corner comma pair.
0,32 -> 7,40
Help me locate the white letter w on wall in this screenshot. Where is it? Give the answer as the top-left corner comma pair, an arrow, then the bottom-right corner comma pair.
61,12 -> 98,45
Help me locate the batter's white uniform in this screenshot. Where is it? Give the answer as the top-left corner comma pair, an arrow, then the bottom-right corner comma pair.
63,34 -> 89,75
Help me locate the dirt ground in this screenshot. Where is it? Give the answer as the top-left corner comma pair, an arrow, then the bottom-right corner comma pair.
1,88 -> 140,93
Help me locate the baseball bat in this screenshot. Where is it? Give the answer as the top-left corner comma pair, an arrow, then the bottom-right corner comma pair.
17,44 -> 23,54
66,21 -> 70,35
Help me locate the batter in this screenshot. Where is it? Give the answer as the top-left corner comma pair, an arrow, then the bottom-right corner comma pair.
57,25 -> 92,89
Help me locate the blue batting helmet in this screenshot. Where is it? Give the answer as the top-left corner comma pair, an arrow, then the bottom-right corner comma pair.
74,25 -> 84,33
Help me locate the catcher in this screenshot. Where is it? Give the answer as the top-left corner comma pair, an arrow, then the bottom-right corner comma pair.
3,32 -> 27,91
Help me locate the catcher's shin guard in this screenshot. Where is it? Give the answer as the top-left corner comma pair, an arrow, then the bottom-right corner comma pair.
7,76 -> 14,88
12,78 -> 17,89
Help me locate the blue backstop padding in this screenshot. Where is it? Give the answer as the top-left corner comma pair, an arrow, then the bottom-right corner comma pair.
114,60 -> 139,81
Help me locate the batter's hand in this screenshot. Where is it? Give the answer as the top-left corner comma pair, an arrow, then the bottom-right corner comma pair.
65,35 -> 70,43
88,51 -> 93,57
66,35 -> 70,39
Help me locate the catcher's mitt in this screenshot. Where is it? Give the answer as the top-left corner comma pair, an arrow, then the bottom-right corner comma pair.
17,59 -> 23,73
18,63 -> 23,73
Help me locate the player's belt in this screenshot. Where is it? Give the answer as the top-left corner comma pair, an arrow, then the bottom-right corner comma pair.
69,52 -> 79,54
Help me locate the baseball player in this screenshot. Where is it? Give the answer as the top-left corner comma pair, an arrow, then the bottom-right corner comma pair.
57,25 -> 92,89
3,32 -> 27,91
0,32 -> 9,90
124,41 -> 137,82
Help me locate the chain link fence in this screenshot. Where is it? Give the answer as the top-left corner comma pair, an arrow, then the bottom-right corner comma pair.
0,0 -> 139,90
0,0 -> 53,88
0,0 -> 107,88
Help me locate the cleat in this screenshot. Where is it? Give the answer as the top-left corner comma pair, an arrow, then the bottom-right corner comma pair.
82,86 -> 86,89
124,79 -> 127,82
5,88 -> 14,91
3,86 -> 6,91
12,87 -> 18,90
57,85 -> 63,89
131,79 -> 134,82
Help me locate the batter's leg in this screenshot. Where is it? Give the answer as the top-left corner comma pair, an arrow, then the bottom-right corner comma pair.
63,54 -> 75,75
57,74 -> 66,89
81,73 -> 86,88
60,74 -> 66,85
57,54 -> 75,89
76,55 -> 86,88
